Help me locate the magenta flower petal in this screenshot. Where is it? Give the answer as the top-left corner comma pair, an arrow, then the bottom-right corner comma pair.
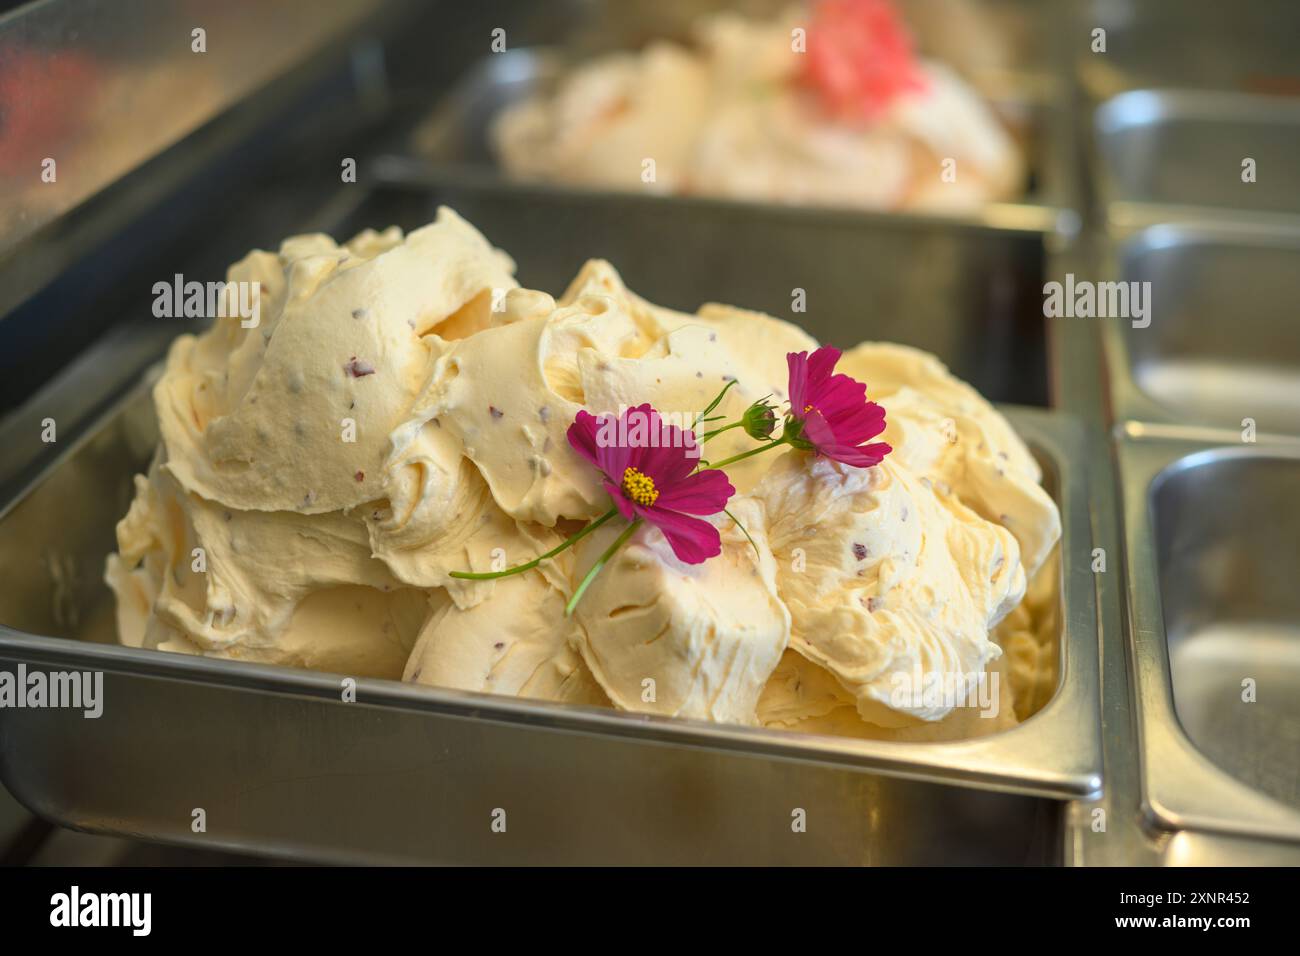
822,394 -> 887,449
636,506 -> 723,564
652,467 -> 735,515
787,350 -> 811,413
568,402 -> 733,565
810,375 -> 867,420
786,346 -> 891,469
632,437 -> 696,487
805,345 -> 842,386
568,408 -> 632,482
602,477 -> 638,521
821,440 -> 893,469
566,409 -> 603,467
798,406 -> 839,451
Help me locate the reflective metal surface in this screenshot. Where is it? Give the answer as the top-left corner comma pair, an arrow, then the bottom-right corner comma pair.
1081,44 -> 1300,859
1117,431 -> 1300,843
0,655 -> 1064,865
1103,222 -> 1300,438
0,0 -> 389,263
1096,90 -> 1300,229
1077,0 -> 1300,101
1154,453 -> 1300,811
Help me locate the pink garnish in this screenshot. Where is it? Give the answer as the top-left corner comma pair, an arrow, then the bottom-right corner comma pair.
354,470 -> 365,482
567,403 -> 734,564
344,356 -> 375,377
786,346 -> 892,468
801,0 -> 928,121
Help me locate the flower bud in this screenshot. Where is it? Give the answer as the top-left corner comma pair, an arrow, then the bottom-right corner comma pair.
742,401 -> 777,440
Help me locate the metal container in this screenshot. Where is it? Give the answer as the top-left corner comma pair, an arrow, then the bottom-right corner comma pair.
0,351 -> 1098,865
1076,0 -> 1300,102
359,176 -> 1058,407
397,46 -> 1077,238
1095,90 -> 1300,230
1102,222 -> 1300,438
0,0 -> 391,265
1117,428 -> 1300,843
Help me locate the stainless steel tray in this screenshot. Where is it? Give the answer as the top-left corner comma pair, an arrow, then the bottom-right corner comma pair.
0,366 -> 1099,863
1095,90 -> 1300,231
392,44 -> 1077,237
351,177 -> 1057,406
1117,428 -> 1300,843
1102,221 -> 1300,439
1076,0 -> 1300,102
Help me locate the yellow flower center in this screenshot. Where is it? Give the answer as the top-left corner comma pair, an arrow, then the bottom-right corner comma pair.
803,403 -> 816,414
621,466 -> 659,508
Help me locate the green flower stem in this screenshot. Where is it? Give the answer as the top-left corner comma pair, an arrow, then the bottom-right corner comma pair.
701,420 -> 744,442
724,506 -> 761,558
694,379 -> 738,427
565,518 -> 642,617
709,438 -> 790,471
449,507 -> 618,581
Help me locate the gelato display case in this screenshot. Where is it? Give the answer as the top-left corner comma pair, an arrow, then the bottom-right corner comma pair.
0,0 -> 1297,869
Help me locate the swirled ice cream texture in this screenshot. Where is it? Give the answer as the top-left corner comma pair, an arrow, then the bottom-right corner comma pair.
490,6 -> 1022,211
754,450 -> 1025,724
108,208 -> 1059,738
838,342 -> 1060,576
571,497 -> 789,723
109,208 -> 518,675
155,208 -> 517,515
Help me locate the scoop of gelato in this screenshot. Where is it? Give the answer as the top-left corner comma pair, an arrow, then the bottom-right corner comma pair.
491,42 -> 711,193
108,450 -> 415,669
757,647 -> 1019,741
109,209 -> 516,675
404,572 -> 609,706
571,497 -> 789,724
109,550 -> 426,679
839,342 -> 1060,576
155,207 -> 516,515
754,450 -> 1025,723
994,549 -> 1060,719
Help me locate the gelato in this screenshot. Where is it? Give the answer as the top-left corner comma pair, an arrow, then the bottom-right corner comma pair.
490,2 -> 1023,212
108,206 -> 1060,739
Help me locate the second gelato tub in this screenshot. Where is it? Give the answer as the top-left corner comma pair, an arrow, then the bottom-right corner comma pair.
399,43 -> 1076,233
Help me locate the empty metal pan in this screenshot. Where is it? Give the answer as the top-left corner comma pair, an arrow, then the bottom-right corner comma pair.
1104,222 -> 1300,438
1118,430 -> 1300,843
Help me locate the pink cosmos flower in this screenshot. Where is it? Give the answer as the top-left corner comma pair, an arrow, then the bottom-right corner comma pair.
801,0 -> 928,122
567,404 -> 735,564
785,346 -> 892,468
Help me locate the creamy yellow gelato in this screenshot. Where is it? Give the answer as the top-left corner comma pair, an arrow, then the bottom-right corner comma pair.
571,496 -> 789,724
490,5 -> 1023,212
108,207 -> 1059,739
